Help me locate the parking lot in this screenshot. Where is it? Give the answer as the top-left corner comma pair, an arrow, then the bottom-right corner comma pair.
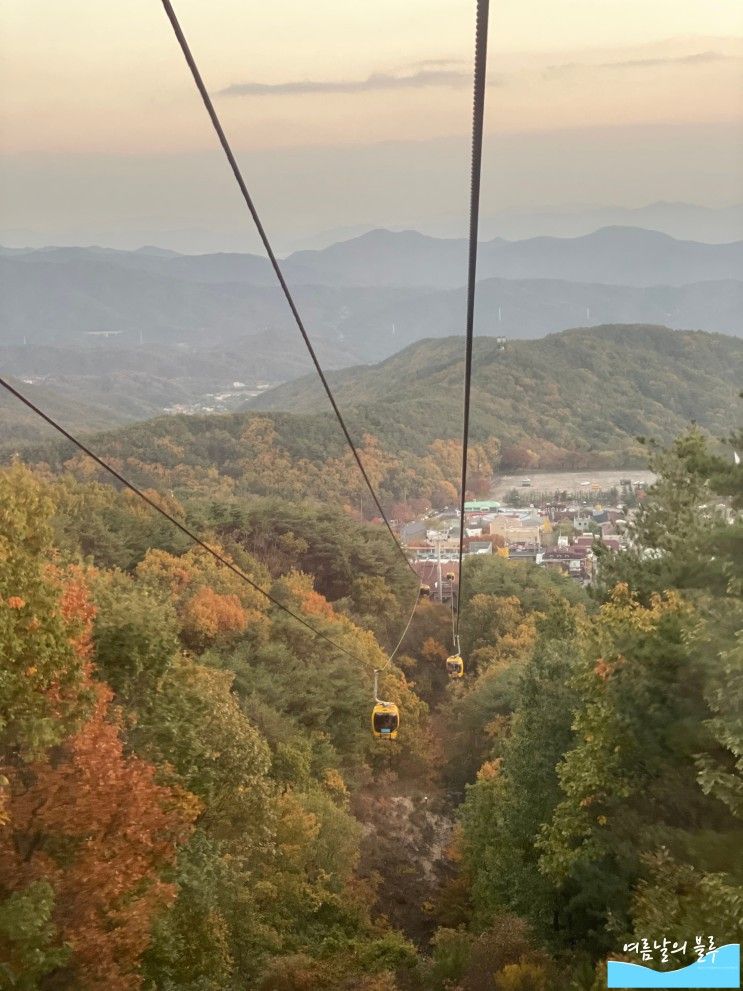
492,468 -> 657,499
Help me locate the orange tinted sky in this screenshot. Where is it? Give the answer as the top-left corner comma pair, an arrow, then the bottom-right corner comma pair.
1,1 -> 741,249
2,0 -> 742,152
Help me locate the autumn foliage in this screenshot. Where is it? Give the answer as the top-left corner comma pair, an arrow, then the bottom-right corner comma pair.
0,469 -> 198,988
0,465 -> 429,987
181,585 -> 248,646
0,685 -> 196,990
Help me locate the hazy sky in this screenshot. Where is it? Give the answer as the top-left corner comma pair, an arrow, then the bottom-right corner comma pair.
2,1 -> 742,251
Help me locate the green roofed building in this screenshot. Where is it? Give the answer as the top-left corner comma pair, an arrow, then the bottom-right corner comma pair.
464,500 -> 501,512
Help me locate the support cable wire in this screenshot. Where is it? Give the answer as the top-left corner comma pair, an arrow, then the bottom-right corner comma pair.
450,584 -> 457,652
158,0 -> 417,580
455,0 -> 490,644
373,584 -> 420,701
0,376 -> 418,672
380,585 -> 421,672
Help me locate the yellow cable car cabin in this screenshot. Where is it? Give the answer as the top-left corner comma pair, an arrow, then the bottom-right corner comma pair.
445,571 -> 456,581
420,584 -> 432,597
446,654 -> 464,679
371,701 -> 400,740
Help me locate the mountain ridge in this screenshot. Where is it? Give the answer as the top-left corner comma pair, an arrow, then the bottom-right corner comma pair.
247,323 -> 741,463
2,233 -> 741,362
4,224 -> 742,290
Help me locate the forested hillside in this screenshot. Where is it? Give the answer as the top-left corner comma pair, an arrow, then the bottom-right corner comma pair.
451,428 -> 743,982
13,326 -> 737,521
253,324 -> 740,466
1,425 -> 740,988
5,318 -> 743,454
0,338 -> 328,449
0,465 -> 428,989
0,377 -> 130,447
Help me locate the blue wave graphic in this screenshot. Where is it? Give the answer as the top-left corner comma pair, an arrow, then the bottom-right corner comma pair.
607,943 -> 740,988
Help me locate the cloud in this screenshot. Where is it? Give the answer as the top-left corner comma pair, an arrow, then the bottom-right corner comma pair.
217,68 -> 473,97
408,57 -> 468,69
545,50 -> 732,78
600,50 -> 730,69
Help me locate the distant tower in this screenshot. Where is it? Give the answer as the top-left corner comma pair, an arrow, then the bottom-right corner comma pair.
392,323 -> 396,337
498,305 -> 502,322
586,306 -> 591,321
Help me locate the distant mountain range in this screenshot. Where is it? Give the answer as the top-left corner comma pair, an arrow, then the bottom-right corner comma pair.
475,201 -> 743,244
6,224 -> 740,289
5,197 -> 741,253
281,226 -> 743,289
286,203 -> 743,248
329,277 -> 742,354
1,228 -> 741,358
1,227 -> 740,445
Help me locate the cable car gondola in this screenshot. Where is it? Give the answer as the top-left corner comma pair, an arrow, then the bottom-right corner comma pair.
372,701 -> 400,739
420,584 -> 432,597
371,669 -> 399,740
445,571 -> 455,581
446,654 -> 464,679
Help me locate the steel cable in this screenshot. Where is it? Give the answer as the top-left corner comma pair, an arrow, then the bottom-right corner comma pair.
158,0 -> 418,580
0,376 -> 416,671
455,0 -> 490,642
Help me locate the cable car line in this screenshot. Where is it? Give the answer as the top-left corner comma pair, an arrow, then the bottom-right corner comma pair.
5,1 -> 488,735
0,375 -> 415,673
454,0 -> 490,647
379,584 -> 422,672
449,583 -> 457,652
158,0 -> 417,582
369,580 -> 420,739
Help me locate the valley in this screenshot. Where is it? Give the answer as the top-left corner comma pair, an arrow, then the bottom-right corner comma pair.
3,2 -> 743,986
3,223 -> 740,453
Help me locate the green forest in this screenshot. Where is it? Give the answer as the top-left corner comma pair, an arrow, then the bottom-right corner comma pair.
251,326 -> 742,464
6,327 -> 736,534
7,326 -> 741,477
1,421 -> 741,989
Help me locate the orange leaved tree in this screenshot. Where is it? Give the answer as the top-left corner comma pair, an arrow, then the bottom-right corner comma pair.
0,467 -> 198,989
0,684 -> 198,989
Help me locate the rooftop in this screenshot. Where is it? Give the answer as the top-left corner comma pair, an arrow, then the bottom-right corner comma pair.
464,499 -> 502,511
